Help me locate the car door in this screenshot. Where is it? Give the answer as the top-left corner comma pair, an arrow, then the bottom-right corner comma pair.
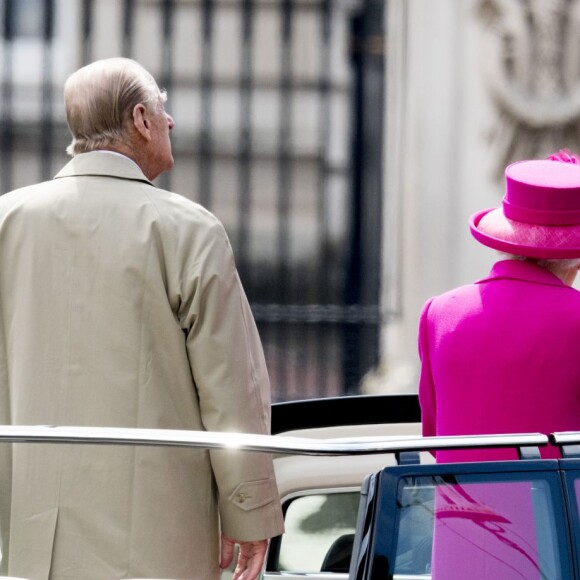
262,394 -> 424,579
354,459 -> 575,580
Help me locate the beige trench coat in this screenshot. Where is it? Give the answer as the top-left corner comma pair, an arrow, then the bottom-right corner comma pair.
0,152 -> 284,580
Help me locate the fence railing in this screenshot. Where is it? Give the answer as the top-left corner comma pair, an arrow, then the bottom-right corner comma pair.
0,0 -> 385,400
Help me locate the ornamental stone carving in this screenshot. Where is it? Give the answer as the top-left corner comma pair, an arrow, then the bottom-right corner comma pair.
479,0 -> 580,176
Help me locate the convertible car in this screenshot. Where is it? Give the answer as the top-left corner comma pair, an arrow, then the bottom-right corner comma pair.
265,395 -> 579,580
0,394 -> 578,579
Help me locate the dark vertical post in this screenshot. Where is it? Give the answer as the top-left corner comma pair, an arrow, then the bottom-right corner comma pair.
122,0 -> 135,58
81,0 -> 94,64
277,0 -> 293,299
315,0 -> 333,394
198,0 -> 214,208
158,0 -> 175,191
160,0 -> 175,88
343,0 -> 384,393
276,0 -> 294,395
40,0 -> 55,181
1,0 -> 15,193
236,0 -> 255,287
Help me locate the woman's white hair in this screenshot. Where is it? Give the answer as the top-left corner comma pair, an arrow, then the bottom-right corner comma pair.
498,252 -> 580,273
64,57 -> 166,156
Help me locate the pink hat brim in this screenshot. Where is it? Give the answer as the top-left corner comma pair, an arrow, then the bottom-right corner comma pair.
470,208 -> 580,259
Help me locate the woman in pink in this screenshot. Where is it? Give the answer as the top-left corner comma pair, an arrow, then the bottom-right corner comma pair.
419,150 -> 580,462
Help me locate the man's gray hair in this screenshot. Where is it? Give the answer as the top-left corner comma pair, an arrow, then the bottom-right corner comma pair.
64,57 -> 166,156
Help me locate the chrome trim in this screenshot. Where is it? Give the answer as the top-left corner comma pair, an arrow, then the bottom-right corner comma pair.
550,432 -> 580,446
0,426 -> 549,456
263,574 -> 349,579
280,486 -> 360,505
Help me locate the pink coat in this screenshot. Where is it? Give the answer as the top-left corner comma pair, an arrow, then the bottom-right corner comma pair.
419,259 -> 580,462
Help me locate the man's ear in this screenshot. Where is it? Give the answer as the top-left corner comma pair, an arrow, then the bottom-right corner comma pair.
132,103 -> 151,141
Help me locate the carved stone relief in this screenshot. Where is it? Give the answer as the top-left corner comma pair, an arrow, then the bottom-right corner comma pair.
479,0 -> 580,177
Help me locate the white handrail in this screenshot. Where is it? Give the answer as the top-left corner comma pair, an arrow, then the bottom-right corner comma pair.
0,425 -> 549,456
550,431 -> 580,446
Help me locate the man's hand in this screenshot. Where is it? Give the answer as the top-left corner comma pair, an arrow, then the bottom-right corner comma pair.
220,534 -> 268,580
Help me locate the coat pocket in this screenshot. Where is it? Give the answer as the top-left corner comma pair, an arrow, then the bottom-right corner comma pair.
228,478 -> 276,511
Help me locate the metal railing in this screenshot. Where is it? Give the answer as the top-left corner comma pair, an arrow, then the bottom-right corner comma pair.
0,0 -> 385,400
0,425 -> 550,458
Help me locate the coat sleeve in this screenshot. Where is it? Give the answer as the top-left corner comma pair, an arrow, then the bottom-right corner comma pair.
418,298 -> 436,439
175,216 -> 284,541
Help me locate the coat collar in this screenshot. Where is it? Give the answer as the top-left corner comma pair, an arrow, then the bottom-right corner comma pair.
54,151 -> 154,186
475,259 -> 566,288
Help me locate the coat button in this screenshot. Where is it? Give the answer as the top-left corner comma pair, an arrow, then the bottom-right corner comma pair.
236,493 -> 247,504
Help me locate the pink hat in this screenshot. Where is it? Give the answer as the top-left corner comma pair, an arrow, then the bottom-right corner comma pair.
470,150 -> 580,258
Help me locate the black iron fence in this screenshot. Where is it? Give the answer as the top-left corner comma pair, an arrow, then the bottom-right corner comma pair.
0,0 -> 384,401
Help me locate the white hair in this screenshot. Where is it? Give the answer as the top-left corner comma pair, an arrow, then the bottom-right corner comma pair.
498,252 -> 580,273
64,57 -> 166,156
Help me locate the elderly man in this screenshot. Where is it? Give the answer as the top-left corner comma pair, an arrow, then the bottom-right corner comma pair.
0,58 -> 283,579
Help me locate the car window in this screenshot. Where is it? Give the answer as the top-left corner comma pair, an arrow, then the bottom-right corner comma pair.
394,476 -> 565,579
573,477 -> 580,519
565,474 -> 580,575
275,491 -> 359,573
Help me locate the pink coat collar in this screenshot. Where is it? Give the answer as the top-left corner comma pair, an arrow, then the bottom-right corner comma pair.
475,259 -> 567,288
